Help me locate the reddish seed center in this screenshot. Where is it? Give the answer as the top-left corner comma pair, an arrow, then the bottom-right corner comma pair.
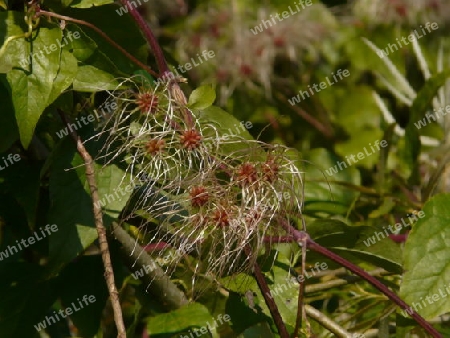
216,70 -> 229,82
240,64 -> 252,75
273,37 -> 285,47
136,92 -> 159,114
146,139 -> 165,155
189,186 -> 209,207
394,5 -> 407,17
237,162 -> 258,186
262,159 -> 279,182
180,129 -> 202,150
212,207 -> 229,227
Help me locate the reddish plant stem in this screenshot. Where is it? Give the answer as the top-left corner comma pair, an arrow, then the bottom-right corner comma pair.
263,235 -> 294,243
117,0 -> 194,128
118,0 -> 169,76
307,240 -> 441,337
274,91 -> 334,139
245,246 -> 290,338
276,220 -> 441,338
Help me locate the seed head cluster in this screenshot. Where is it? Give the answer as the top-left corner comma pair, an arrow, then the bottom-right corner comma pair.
351,0 -> 449,26
92,75 -> 304,282
174,3 -> 335,102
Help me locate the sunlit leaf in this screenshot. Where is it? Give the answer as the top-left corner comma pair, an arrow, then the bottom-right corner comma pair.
400,193 -> 450,319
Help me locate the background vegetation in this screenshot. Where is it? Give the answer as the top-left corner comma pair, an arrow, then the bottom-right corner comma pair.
1,0 -> 450,337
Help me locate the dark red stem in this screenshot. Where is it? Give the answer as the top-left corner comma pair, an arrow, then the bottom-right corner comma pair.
118,0 -> 169,76
245,246 -> 290,338
263,235 -> 294,243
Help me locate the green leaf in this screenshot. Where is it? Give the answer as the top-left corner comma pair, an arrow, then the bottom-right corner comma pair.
1,15 -> 62,148
321,85 -> 384,169
47,130 -> 132,273
1,159 -> 40,227
195,105 -> 255,156
134,69 -> 155,85
222,267 -> 298,329
63,5 -> 148,73
0,263 -> 58,338
73,65 -> 118,92
220,273 -> 258,295
307,219 -> 361,248
47,138 -> 98,272
263,265 -> 298,328
369,197 -> 396,218
225,292 -> 269,335
334,131 -> 385,168
303,148 -> 361,215
0,0 -> 7,10
237,322 -> 276,338
402,124 -> 421,180
331,246 -> 402,274
47,49 -> 78,106
69,0 -> 113,8
68,26 -> 97,62
402,70 -> 450,179
188,84 -> 216,110
0,191 -> 31,249
0,12 -> 27,74
308,219 -> 403,273
58,256 -> 110,337
146,303 -> 216,335
408,70 -> 450,129
95,164 -> 134,221
400,193 -> 450,319
329,86 -> 381,135
0,79 -> 19,152
196,106 -> 253,140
